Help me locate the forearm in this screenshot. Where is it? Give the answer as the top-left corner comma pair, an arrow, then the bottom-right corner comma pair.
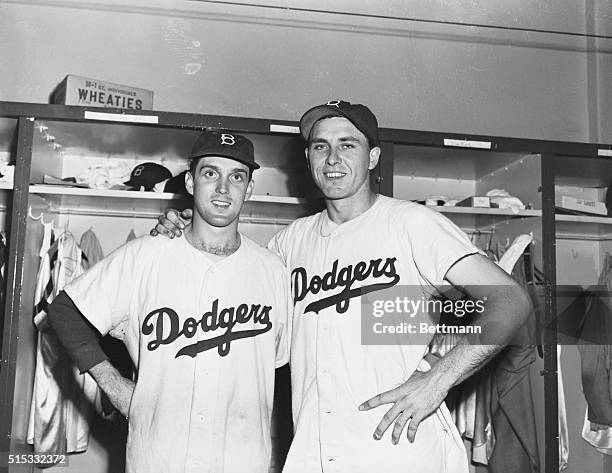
89,360 -> 135,417
427,338 -> 499,392
429,284 -> 532,391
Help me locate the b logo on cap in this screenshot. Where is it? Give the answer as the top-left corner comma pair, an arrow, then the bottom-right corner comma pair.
326,100 -> 341,108
221,134 -> 235,146
134,165 -> 144,176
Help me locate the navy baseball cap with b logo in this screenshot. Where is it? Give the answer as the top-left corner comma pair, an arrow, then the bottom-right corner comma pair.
124,162 -> 172,190
299,100 -> 380,147
189,130 -> 260,170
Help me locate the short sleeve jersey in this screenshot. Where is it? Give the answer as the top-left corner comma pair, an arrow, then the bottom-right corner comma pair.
268,195 -> 478,473
65,234 -> 291,473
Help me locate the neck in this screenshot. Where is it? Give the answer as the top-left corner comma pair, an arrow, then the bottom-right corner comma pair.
185,216 -> 241,256
325,186 -> 378,224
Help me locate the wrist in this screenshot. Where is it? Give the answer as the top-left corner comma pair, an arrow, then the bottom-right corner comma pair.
427,361 -> 456,395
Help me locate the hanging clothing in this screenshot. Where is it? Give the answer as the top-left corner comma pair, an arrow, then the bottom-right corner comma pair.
577,288 -> 612,425
27,230 -> 100,456
558,347 -> 569,470
582,410 -> 612,456
575,253 -> 612,460
488,247 -> 540,473
498,234 -> 532,274
431,234 -> 538,470
79,228 -> 104,269
0,232 -> 8,306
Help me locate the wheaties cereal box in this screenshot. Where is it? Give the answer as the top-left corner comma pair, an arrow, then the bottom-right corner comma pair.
51,75 -> 153,110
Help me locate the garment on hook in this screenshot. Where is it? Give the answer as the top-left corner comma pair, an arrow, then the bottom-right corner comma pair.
27,231 -> 99,456
430,233 -> 540,472
80,228 -> 104,269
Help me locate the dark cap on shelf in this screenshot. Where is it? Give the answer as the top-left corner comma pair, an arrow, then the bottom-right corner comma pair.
124,162 -> 172,191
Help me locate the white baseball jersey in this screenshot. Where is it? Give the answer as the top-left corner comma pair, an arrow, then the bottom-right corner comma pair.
65,234 -> 291,473
268,195 -> 478,473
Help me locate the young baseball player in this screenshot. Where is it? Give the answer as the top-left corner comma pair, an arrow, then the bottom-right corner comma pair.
47,131 -> 292,473
153,102 -> 532,473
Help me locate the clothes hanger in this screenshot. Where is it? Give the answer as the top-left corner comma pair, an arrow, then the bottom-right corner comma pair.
483,228 -> 497,261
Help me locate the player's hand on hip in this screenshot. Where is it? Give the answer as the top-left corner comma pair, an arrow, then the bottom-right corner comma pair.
358,370 -> 447,444
150,208 -> 192,238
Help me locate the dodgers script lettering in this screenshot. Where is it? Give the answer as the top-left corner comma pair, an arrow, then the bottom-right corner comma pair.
292,257 -> 400,314
142,299 -> 272,358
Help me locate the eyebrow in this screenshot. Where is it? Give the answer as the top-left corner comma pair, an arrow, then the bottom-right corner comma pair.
310,135 -> 361,144
200,164 -> 248,174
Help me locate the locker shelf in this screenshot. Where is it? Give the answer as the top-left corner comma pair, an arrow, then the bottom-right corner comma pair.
428,205 -> 541,217
28,185 -> 323,223
555,213 -> 612,240
426,204 -> 541,230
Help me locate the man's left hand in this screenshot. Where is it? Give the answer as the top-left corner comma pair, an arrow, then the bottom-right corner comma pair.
358,369 -> 448,444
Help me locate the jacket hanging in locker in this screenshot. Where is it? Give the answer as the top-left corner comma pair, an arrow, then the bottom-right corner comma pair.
27,229 -> 100,455
80,228 -> 104,269
431,234 -> 536,469
577,266 -> 612,426
558,346 -> 569,470
0,233 -> 7,318
576,253 -> 612,456
489,248 -> 540,473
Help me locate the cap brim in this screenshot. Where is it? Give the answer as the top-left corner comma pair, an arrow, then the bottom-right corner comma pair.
189,152 -> 260,170
299,105 -> 346,142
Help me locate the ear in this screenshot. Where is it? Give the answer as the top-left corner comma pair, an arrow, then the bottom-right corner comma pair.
304,147 -> 311,169
244,178 -> 254,201
185,171 -> 194,196
368,146 -> 381,170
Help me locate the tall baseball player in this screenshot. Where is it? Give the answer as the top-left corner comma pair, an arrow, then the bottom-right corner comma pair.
153,101 -> 532,472
47,130 -> 292,473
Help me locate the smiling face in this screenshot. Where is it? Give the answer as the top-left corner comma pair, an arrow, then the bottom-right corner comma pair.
185,156 -> 253,228
305,116 -> 380,201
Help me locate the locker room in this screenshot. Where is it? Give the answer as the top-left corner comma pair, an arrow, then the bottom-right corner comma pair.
1,2 -> 611,473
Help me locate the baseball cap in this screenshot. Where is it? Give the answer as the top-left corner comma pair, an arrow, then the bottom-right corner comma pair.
299,100 -> 380,147
164,170 -> 188,194
189,130 -> 260,170
124,162 -> 172,191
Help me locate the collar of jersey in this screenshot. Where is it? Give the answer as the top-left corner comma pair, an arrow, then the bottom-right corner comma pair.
319,194 -> 382,237
177,232 -> 245,266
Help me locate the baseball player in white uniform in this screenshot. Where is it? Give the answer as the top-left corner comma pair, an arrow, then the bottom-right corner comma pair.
153,101 -> 532,473
48,131 -> 291,473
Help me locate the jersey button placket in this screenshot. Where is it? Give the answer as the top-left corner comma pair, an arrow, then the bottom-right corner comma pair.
317,241 -> 340,471
186,272 -> 218,473
317,309 -> 338,472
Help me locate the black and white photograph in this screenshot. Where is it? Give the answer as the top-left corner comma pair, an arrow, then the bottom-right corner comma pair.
0,1 -> 611,472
